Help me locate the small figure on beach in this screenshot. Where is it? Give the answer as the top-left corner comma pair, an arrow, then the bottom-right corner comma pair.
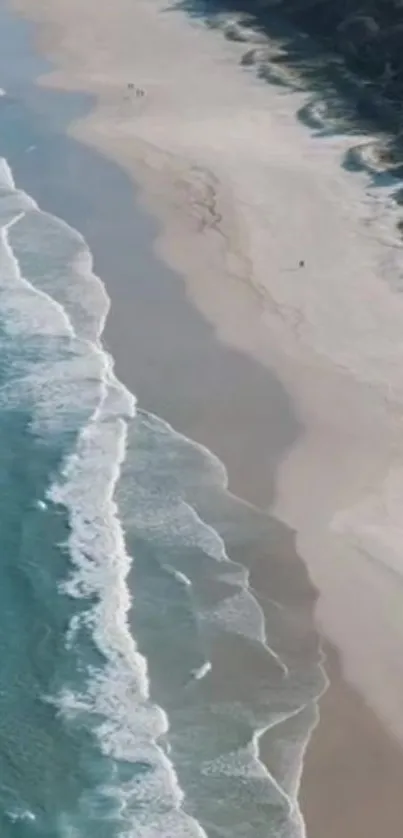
299,259 -> 305,268
127,83 -> 145,97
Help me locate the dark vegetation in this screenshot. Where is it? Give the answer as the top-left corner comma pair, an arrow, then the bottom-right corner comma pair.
173,0 -> 403,162
276,0 -> 403,98
271,0 -> 403,141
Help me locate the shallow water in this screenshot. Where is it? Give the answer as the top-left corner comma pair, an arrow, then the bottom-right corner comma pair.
0,4 -> 326,836
0,151 -> 323,837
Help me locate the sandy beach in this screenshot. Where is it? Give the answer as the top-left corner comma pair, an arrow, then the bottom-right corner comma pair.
9,0 -> 403,833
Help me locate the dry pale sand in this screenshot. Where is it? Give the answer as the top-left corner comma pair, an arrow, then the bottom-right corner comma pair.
11,0 -> 403,833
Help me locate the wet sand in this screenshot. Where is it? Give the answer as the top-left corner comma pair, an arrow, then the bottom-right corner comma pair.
7,0 -> 403,834
301,644 -> 403,838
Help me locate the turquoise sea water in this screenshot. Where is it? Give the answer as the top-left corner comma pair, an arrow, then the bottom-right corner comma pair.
0,5 -> 325,836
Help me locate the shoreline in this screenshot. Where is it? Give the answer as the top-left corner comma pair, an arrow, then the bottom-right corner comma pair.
0,3 -> 324,833
6,0 -> 403,834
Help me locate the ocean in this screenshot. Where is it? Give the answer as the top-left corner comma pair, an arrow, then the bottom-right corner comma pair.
0,4 -> 325,836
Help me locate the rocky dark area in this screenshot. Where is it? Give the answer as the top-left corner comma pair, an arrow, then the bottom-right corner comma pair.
180,0 -> 403,150
272,0 -> 403,112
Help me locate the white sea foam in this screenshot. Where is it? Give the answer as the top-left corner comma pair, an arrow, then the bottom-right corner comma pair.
0,215 -> 103,433
0,174 -> 114,434
0,156 -> 17,190
163,564 -> 192,587
9,207 -> 110,343
6,808 -> 36,824
200,703 -> 318,838
190,661 -> 212,681
48,369 -> 208,836
0,217 -> 72,336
